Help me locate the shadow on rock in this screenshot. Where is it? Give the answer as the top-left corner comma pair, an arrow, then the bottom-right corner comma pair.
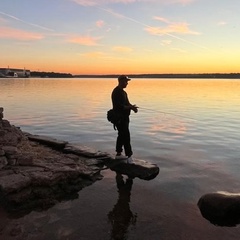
198,191 -> 240,227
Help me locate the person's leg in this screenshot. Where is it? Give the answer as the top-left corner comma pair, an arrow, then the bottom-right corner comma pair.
121,121 -> 133,158
115,123 -> 125,158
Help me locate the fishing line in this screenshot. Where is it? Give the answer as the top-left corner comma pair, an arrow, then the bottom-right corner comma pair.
138,107 -> 197,121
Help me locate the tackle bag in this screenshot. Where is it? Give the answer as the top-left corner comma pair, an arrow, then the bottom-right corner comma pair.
107,109 -> 121,126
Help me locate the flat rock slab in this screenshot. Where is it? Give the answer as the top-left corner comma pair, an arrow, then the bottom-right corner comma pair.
106,158 -> 159,180
63,144 -> 108,158
26,133 -> 68,149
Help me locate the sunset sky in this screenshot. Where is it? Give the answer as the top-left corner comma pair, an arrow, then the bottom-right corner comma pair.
0,0 -> 239,75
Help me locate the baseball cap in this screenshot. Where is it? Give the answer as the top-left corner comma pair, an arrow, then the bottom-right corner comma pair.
118,75 -> 131,82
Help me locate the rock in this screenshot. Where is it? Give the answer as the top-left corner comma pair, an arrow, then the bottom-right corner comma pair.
17,154 -> 34,166
0,173 -> 32,194
9,223 -> 24,237
0,123 -> 24,146
0,156 -> 8,169
64,144 -> 108,158
198,191 -> 240,227
105,158 -> 159,180
6,156 -> 17,166
2,120 -> 11,128
0,149 -> 5,156
2,146 -> 18,156
27,134 -> 68,149
0,107 -> 4,120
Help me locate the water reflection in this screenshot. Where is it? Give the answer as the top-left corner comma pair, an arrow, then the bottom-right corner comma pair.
108,173 -> 137,240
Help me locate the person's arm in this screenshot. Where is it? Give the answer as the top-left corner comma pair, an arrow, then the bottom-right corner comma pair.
125,95 -> 138,113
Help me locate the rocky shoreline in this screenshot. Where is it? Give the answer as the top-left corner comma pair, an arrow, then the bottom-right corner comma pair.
0,107 -> 112,214
0,107 -> 159,215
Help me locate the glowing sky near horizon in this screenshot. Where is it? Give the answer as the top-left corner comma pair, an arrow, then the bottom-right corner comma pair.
0,0 -> 239,75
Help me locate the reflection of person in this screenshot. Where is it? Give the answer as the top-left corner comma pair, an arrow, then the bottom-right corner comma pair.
111,75 -> 138,163
108,173 -> 137,240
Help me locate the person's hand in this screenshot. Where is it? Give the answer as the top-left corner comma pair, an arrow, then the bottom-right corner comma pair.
131,105 -> 138,113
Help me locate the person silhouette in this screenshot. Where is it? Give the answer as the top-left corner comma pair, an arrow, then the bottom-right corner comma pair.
111,75 -> 138,164
108,173 -> 137,240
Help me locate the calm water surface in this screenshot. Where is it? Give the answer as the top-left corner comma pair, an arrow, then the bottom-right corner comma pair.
1,78 -> 240,239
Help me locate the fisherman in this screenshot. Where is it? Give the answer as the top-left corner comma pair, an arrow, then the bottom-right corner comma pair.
111,75 -> 138,163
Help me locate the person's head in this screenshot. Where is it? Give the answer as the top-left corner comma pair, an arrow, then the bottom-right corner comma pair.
118,75 -> 131,88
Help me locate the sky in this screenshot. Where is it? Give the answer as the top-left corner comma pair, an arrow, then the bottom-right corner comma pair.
0,0 -> 239,75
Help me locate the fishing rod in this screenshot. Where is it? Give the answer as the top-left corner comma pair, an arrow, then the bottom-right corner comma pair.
137,106 -> 197,121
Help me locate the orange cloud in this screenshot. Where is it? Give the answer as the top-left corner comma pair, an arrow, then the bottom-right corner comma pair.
0,26 -> 44,40
68,35 -> 102,46
80,51 -> 105,58
145,22 -> 200,35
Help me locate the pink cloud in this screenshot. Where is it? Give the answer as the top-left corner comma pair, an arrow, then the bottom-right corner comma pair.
96,20 -> 105,28
153,16 -> 171,24
68,35 -> 102,46
0,26 -> 44,40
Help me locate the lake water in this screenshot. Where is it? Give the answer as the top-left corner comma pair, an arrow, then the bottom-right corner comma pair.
1,78 -> 240,239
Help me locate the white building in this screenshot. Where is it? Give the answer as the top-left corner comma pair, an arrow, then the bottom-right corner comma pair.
0,68 -> 30,78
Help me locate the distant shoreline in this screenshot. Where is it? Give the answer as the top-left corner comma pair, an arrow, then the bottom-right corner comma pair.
74,73 -> 240,79
2,71 -> 240,79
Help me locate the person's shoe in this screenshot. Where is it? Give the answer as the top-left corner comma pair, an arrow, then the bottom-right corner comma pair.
115,154 -> 128,160
127,156 -> 134,164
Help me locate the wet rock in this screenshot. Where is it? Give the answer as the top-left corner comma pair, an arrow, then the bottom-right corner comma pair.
105,158 -> 159,180
198,191 -> 240,227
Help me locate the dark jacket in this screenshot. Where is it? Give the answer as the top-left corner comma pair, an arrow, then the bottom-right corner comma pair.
111,86 -> 131,120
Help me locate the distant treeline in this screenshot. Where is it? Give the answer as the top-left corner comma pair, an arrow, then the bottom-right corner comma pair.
30,72 -> 240,79
31,71 -> 73,78
74,73 -> 240,79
